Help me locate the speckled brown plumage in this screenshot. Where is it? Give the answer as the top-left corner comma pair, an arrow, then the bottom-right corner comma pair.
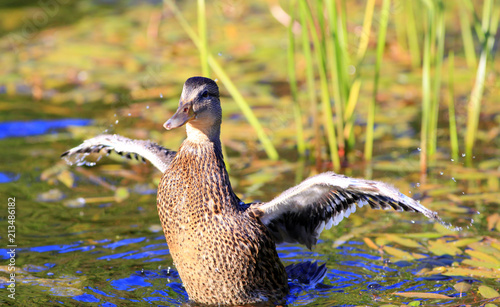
157,140 -> 288,305
156,77 -> 288,305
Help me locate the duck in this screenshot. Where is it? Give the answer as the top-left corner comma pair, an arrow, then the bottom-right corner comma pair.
62,76 -> 440,305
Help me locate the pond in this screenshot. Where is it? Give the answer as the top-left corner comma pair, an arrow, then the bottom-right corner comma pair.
1,0 -> 499,306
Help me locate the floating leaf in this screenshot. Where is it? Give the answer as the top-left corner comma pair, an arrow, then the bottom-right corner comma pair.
393,292 -> 454,299
57,170 -> 75,188
469,242 -> 500,257
487,213 -> 500,231
363,237 -> 379,250
478,285 -> 500,299
462,259 -> 500,270
491,241 -> 500,252
410,252 -> 427,259
427,239 -> 462,256
383,246 -> 414,260
454,282 -> 472,293
427,267 -> 500,279
451,237 -> 482,247
466,250 -> 500,265
402,233 -> 444,239
385,234 -> 421,248
375,236 -> 390,247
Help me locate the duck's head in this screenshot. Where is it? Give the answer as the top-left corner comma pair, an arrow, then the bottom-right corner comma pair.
164,77 -> 221,141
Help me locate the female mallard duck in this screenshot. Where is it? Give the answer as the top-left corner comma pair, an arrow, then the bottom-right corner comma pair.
63,77 -> 440,305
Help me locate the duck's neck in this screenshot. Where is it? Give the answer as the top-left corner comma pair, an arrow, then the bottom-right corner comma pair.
178,123 -> 241,213
185,121 -> 221,146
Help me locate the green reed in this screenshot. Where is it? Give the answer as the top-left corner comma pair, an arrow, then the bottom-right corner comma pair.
465,0 -> 498,166
429,1 -> 445,159
447,52 -> 459,162
364,0 -> 390,162
404,1 -> 421,69
286,0 -> 306,157
197,0 -> 209,77
459,5 -> 477,68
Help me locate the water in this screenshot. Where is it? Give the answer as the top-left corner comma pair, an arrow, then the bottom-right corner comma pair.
0,231 -> 472,306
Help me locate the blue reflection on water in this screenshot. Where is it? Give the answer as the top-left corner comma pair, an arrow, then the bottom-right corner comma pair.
0,172 -> 20,183
73,293 -> 100,303
0,118 -> 92,139
111,274 -> 152,291
103,237 -> 146,249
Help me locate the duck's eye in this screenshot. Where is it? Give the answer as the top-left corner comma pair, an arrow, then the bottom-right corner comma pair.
183,107 -> 189,113
201,90 -> 209,98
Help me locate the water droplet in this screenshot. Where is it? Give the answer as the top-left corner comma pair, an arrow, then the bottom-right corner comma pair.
115,120 -> 119,124
160,93 -> 163,98
451,159 -> 454,162
348,65 -> 356,75
411,220 -> 415,224
451,177 -> 456,182
440,172 -> 443,175
408,191 -> 412,194
128,113 -> 131,116
417,147 -> 421,151
416,183 -> 420,187
461,153 -> 466,157
218,52 -> 222,56
114,113 -> 117,117
146,105 -> 150,109
473,156 -> 475,159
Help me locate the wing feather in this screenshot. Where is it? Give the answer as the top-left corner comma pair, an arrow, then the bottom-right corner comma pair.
251,172 -> 439,249
61,134 -> 176,173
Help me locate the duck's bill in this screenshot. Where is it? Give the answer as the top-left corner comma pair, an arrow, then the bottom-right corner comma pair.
164,104 -> 194,130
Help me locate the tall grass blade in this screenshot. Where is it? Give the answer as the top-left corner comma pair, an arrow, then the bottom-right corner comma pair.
428,1 -> 445,158
325,0 -> 345,158
447,52 -> 459,162
459,6 -> 477,68
343,79 -> 361,143
365,0 -> 390,162
465,0 -> 496,166
197,0 -> 209,76
420,0 -> 434,176
357,0 -> 376,62
286,0 -> 306,156
164,0 -> 278,160
405,1 -> 421,69
300,0 -> 340,171
298,2 -> 321,165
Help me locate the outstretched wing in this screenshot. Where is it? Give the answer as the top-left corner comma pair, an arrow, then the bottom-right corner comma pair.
61,134 -> 176,173
250,172 -> 438,249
